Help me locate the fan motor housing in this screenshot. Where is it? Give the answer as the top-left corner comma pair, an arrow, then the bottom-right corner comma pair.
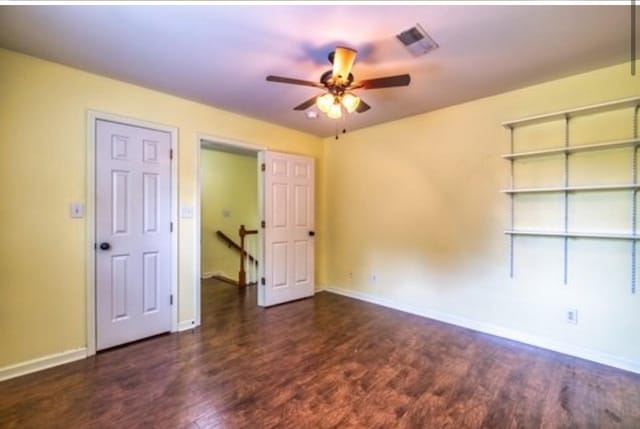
320,70 -> 354,93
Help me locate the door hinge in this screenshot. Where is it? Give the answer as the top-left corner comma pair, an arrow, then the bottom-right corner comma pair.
261,163 -> 266,172
170,294 -> 174,305
170,222 -> 173,232
261,220 -> 266,228
261,277 -> 266,285
170,149 -> 174,160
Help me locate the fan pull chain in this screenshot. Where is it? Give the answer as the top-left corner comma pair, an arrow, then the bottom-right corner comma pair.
342,106 -> 347,136
333,105 -> 349,140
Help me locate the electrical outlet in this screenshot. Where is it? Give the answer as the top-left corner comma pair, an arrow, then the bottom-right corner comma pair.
565,308 -> 578,325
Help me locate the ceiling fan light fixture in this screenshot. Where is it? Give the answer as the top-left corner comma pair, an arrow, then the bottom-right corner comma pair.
341,93 -> 360,113
316,93 -> 334,113
266,44 -> 409,122
327,102 -> 343,119
332,46 -> 357,84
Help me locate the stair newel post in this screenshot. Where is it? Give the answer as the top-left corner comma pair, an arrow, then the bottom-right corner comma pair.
238,225 -> 247,288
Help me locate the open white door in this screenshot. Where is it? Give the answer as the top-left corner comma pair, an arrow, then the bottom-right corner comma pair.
95,119 -> 173,350
262,151 -> 315,306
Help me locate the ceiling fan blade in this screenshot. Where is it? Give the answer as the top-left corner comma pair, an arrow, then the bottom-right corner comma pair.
354,74 -> 411,90
293,96 -> 319,111
356,98 -> 371,113
332,46 -> 357,84
266,75 -> 324,89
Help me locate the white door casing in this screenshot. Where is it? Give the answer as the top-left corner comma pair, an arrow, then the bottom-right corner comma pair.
95,119 -> 173,350
263,151 -> 315,306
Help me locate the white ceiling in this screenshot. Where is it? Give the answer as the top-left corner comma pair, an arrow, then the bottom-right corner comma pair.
0,5 -> 633,136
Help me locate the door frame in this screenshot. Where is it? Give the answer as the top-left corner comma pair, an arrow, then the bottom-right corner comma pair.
195,133 -> 266,322
85,110 -> 179,356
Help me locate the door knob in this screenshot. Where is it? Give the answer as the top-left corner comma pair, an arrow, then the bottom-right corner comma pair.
99,242 -> 111,250
308,231 -> 315,237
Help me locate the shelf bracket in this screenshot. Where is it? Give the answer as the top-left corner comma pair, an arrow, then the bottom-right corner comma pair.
508,125 -> 515,279
563,114 -> 570,285
632,105 -> 639,294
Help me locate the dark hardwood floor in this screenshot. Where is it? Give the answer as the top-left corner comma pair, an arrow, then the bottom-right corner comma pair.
1,279 -> 640,428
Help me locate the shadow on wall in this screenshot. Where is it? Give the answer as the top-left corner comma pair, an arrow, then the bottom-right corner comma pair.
328,115 -> 505,280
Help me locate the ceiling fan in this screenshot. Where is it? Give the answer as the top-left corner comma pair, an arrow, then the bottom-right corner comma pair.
266,46 -> 410,120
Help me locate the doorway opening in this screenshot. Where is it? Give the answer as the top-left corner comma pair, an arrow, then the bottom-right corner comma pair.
195,136 -> 265,325
195,135 -> 317,326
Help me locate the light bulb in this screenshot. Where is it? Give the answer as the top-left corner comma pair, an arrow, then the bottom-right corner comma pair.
316,93 -> 334,113
341,93 -> 360,113
327,102 -> 342,119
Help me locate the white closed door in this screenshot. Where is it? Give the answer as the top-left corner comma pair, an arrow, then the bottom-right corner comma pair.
263,151 -> 315,306
96,119 -> 173,350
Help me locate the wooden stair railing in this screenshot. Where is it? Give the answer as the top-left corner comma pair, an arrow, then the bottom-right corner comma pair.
215,230 -> 258,266
238,225 -> 258,288
215,228 -> 258,288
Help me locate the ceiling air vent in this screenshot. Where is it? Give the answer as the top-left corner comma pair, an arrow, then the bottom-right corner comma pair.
396,24 -> 439,56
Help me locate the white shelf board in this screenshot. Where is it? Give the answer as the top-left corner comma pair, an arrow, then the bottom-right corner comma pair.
502,96 -> 640,128
504,230 -> 640,240
502,138 -> 640,160
501,184 -> 640,194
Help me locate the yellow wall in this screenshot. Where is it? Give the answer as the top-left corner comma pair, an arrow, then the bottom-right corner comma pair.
0,48 -> 324,367
324,61 -> 640,368
200,149 -> 258,278
2,44 -> 639,372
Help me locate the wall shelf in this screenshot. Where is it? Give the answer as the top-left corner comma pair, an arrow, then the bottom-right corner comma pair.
502,138 -> 640,160
501,184 -> 640,194
503,96 -> 640,292
504,230 -> 640,240
502,96 -> 640,128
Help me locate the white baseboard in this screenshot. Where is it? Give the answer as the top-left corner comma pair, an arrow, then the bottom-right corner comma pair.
201,270 -> 229,280
201,271 -> 216,279
178,319 -> 197,332
0,348 -> 87,382
324,286 -> 640,375
1,320 -> 199,382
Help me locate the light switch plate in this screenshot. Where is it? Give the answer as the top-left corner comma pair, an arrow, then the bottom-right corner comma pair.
70,202 -> 85,218
180,205 -> 194,219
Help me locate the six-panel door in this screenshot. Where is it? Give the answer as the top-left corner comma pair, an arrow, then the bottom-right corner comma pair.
96,120 -> 172,350
264,151 -> 315,306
